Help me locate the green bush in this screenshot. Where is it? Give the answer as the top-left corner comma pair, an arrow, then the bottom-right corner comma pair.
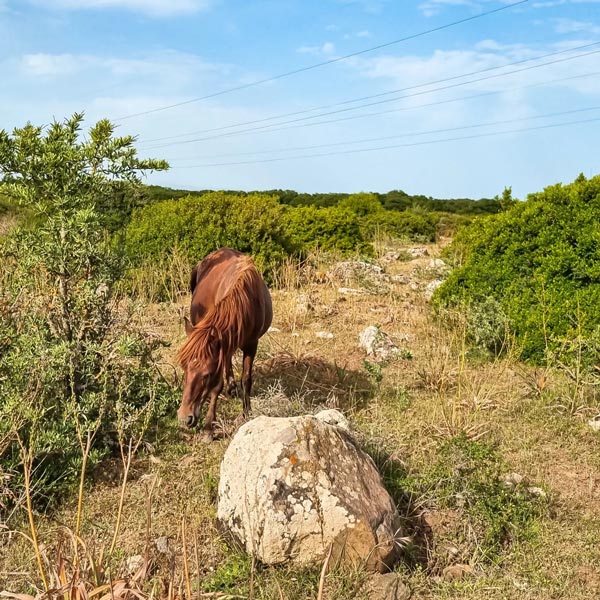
125,192 -> 292,273
0,115 -> 174,514
360,210 -> 437,242
282,204 -> 372,255
337,192 -> 384,216
436,174 -> 600,362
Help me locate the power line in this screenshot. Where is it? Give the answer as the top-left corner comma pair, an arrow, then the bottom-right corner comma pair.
115,0 -> 529,122
240,69 -> 600,137
143,47 -> 600,149
167,115 -> 600,168
140,40 -> 599,145
165,105 -> 600,162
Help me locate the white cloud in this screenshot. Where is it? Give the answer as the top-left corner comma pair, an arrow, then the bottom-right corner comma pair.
554,18 -> 600,34
17,50 -> 227,98
334,0 -> 389,14
417,0 -> 518,18
343,39 -> 600,134
28,0 -> 213,17
533,0 -> 600,6
297,42 -> 336,56
420,0 -> 600,15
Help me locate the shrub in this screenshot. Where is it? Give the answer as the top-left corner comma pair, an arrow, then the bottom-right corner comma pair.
125,192 -> 292,274
360,210 -> 437,242
337,192 -> 384,216
0,114 -> 174,514
282,204 -> 372,255
436,174 -> 600,363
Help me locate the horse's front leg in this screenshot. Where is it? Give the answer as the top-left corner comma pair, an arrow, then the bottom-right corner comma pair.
225,356 -> 238,398
241,341 -> 258,419
200,383 -> 223,443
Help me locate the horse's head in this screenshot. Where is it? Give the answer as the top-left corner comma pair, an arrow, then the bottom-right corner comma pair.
177,318 -> 224,428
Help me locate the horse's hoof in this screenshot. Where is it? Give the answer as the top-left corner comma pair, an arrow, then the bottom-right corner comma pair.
199,429 -> 214,443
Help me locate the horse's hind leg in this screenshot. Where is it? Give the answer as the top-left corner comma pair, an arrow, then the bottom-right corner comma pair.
241,341 -> 258,419
225,356 -> 238,398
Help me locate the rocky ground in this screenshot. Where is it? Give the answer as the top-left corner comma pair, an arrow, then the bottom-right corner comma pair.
2,242 -> 600,599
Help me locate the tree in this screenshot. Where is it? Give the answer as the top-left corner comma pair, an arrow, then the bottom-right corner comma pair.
0,114 -> 172,512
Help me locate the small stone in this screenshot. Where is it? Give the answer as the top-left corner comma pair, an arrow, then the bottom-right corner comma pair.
527,486 -> 547,498
391,275 -> 410,284
315,331 -> 334,339
588,414 -> 600,431
359,326 -> 399,361
155,536 -> 170,555
381,251 -> 401,263
95,282 -> 109,297
295,294 -> 313,316
424,279 -> 444,299
442,564 -> 473,582
407,247 -> 429,258
268,326 -> 281,333
338,287 -> 368,295
364,573 -> 411,600
502,472 -> 524,488
125,554 -> 144,575
428,258 -> 446,269
328,260 -> 383,281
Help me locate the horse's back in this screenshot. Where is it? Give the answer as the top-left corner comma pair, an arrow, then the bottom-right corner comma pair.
190,248 -> 272,343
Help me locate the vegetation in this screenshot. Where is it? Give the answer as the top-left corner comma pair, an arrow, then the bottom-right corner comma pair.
126,191 -> 292,274
282,204 -> 372,255
0,114 -> 174,514
2,112 -> 599,600
436,175 -> 600,363
361,209 -> 438,242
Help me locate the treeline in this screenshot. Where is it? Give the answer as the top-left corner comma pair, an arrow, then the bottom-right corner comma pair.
140,185 -> 501,214
0,184 -> 501,237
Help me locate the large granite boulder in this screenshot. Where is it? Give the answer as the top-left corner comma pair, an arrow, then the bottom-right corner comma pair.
216,410 -> 402,572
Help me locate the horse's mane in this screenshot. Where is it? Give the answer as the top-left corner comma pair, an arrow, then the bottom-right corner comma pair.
178,257 -> 263,371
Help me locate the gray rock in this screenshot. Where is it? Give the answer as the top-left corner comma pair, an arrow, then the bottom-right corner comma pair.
424,279 -> 444,300
315,331 -> 334,339
364,573 -> 411,600
217,412 -> 402,572
125,554 -> 144,575
155,536 -> 170,555
428,258 -> 446,269
338,287 -> 368,295
406,247 -> 429,258
295,294 -> 313,316
381,251 -> 401,263
328,261 -> 384,281
391,274 -> 411,284
359,326 -> 400,361
442,564 -> 474,582
588,414 -> 600,432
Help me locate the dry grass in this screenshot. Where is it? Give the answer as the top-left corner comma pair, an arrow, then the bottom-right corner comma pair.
2,241 -> 600,599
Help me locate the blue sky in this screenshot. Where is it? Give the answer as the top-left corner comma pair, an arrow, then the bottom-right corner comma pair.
1,0 -> 599,199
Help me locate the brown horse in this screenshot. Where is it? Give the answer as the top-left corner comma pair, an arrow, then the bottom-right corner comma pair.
177,248 -> 273,440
